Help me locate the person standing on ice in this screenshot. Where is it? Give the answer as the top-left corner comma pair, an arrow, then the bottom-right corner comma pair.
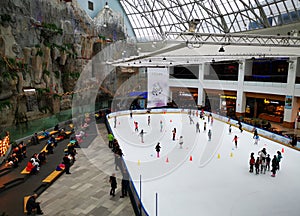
255,157 -> 260,175
276,151 -> 283,170
229,125 -> 232,134
232,135 -> 239,148
134,121 -> 139,132
172,128 -> 176,141
179,136 -> 183,148
261,158 -> 266,174
130,110 -> 133,118
155,142 -> 161,157
237,120 -> 243,133
203,122 -> 207,132
208,129 -> 212,141
114,116 -> 117,128
160,120 -> 163,132
271,155 -> 277,177
196,122 -> 200,133
249,152 -> 255,173
266,154 -> 271,171
211,116 -> 214,125
148,116 -> 151,126
139,129 -> 145,143
253,128 -> 258,138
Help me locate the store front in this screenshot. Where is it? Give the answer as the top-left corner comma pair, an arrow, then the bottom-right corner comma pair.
204,90 -> 236,117
170,88 -> 198,108
245,94 -> 285,123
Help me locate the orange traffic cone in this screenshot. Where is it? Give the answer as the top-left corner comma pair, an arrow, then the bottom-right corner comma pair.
282,148 -> 284,153
189,155 -> 193,161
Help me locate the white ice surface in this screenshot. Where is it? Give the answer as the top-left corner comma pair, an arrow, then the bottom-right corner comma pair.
109,113 -> 300,216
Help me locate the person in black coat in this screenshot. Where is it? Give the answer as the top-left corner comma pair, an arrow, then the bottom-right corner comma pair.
63,154 -> 71,174
26,193 -> 43,215
271,155 -> 277,177
120,171 -> 130,198
109,173 -> 117,196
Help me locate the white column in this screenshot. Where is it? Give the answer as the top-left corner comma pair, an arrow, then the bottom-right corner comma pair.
197,63 -> 205,106
236,60 -> 246,114
283,57 -> 298,125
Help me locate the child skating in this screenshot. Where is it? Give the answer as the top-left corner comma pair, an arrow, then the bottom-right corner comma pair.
179,136 -> 183,148
155,142 -> 161,158
134,121 -> 139,132
232,135 -> 239,148
208,129 -> 212,141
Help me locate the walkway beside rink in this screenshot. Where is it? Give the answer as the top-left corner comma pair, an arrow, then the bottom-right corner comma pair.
38,123 -> 135,216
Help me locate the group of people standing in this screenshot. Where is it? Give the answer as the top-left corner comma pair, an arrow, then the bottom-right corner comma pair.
249,148 -> 283,177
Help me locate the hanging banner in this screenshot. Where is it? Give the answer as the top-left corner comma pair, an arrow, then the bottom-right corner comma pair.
147,68 -> 169,108
285,95 -> 292,109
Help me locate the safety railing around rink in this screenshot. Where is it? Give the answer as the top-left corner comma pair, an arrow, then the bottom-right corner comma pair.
107,107 -> 296,149
105,113 -> 149,216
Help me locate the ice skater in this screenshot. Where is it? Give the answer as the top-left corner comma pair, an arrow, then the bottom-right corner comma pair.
254,135 -> 260,145
172,128 -> 176,141
211,117 -> 214,125
253,128 -> 258,138
261,158 -> 266,174
203,122 -> 207,132
196,122 -> 200,133
134,121 -> 139,132
237,120 -> 243,133
179,136 -> 183,148
232,135 -> 239,148
130,110 -> 133,118
148,116 -> 151,126
189,115 -> 194,124
208,129 -> 212,141
229,124 -> 232,134
160,120 -> 163,132
155,142 -> 161,158
139,129 -> 146,143
276,151 -> 283,170
266,154 -> 271,171
114,116 -> 117,128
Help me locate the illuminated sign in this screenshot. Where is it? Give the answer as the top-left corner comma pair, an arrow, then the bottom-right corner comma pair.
220,95 -> 236,99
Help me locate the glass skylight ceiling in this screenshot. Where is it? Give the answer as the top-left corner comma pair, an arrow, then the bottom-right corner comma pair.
120,0 -> 300,41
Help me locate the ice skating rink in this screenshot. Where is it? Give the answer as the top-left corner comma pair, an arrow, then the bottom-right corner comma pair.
108,112 -> 300,216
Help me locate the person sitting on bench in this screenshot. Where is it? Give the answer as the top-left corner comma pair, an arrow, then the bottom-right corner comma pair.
26,193 -> 44,215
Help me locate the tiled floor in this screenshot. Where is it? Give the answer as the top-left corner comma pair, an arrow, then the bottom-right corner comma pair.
38,124 -> 135,216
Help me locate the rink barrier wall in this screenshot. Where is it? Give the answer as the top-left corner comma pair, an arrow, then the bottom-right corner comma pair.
105,114 -> 149,216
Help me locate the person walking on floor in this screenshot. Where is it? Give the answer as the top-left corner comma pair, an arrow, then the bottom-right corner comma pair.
114,116 -> 117,128
109,173 -> 117,196
120,172 -> 129,198
155,142 -> 161,158
26,193 -> 44,215
232,135 -> 239,148
108,133 -> 114,148
63,154 -> 71,174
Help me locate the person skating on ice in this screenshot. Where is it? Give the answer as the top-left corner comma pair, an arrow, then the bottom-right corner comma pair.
253,128 -> 258,138
179,136 -> 183,148
134,121 -> 139,132
114,116 -> 117,128
254,135 -> 260,145
229,124 -> 232,134
232,135 -> 239,148
276,151 -> 283,170
160,120 -> 163,132
172,128 -> 176,141
208,129 -> 212,141
261,158 -> 266,174
155,142 -> 161,157
139,129 -> 146,143
203,122 -> 207,132
189,115 -> 194,124
148,116 -> 151,126
211,116 -> 214,125
196,122 -> 200,133
237,120 -> 243,132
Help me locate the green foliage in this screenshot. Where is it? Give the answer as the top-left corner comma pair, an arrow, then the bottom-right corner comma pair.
69,72 -> 80,79
36,49 -> 43,57
54,70 -> 60,79
43,69 -> 50,76
0,100 -> 12,111
0,14 -> 11,23
36,88 -> 50,95
1,70 -> 18,81
41,22 -> 63,35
